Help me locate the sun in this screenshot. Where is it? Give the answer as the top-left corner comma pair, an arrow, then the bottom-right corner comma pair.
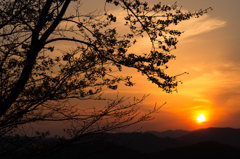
197,114 -> 206,122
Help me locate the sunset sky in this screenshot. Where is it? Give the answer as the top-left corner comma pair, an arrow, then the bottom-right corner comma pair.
46,0 -> 240,133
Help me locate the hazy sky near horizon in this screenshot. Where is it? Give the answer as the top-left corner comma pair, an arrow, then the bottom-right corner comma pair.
49,0 -> 240,133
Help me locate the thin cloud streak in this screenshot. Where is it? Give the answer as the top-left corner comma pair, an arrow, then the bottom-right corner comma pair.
172,15 -> 226,41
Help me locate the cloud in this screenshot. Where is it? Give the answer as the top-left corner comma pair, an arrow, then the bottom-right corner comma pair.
170,14 -> 226,40
193,98 -> 212,103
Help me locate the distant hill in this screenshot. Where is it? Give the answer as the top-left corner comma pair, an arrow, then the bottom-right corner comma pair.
108,127 -> 240,153
146,130 -> 190,138
178,127 -> 240,148
104,132 -> 188,153
3,127 -> 240,159
57,140 -> 240,159
157,141 -> 240,159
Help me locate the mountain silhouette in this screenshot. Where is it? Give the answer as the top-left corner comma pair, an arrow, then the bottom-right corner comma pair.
157,141 -> 240,159
45,140 -> 240,159
4,127 -> 240,159
104,132 -> 188,153
146,130 -> 190,138
178,127 -> 240,148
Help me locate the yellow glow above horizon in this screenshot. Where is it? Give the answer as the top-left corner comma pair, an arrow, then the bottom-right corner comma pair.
69,0 -> 239,132
197,114 -> 206,123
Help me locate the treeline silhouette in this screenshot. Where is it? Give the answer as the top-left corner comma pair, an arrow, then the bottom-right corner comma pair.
2,127 -> 240,159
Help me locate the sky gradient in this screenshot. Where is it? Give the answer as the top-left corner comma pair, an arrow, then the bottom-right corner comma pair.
46,0 -> 240,133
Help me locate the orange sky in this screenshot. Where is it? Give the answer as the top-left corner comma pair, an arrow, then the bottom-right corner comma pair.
46,0 -> 240,133
103,0 -> 240,131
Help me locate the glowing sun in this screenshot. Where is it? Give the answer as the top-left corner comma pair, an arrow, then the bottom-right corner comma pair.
197,114 -> 206,122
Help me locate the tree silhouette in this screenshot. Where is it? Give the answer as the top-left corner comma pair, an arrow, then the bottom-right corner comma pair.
0,0 -> 211,158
